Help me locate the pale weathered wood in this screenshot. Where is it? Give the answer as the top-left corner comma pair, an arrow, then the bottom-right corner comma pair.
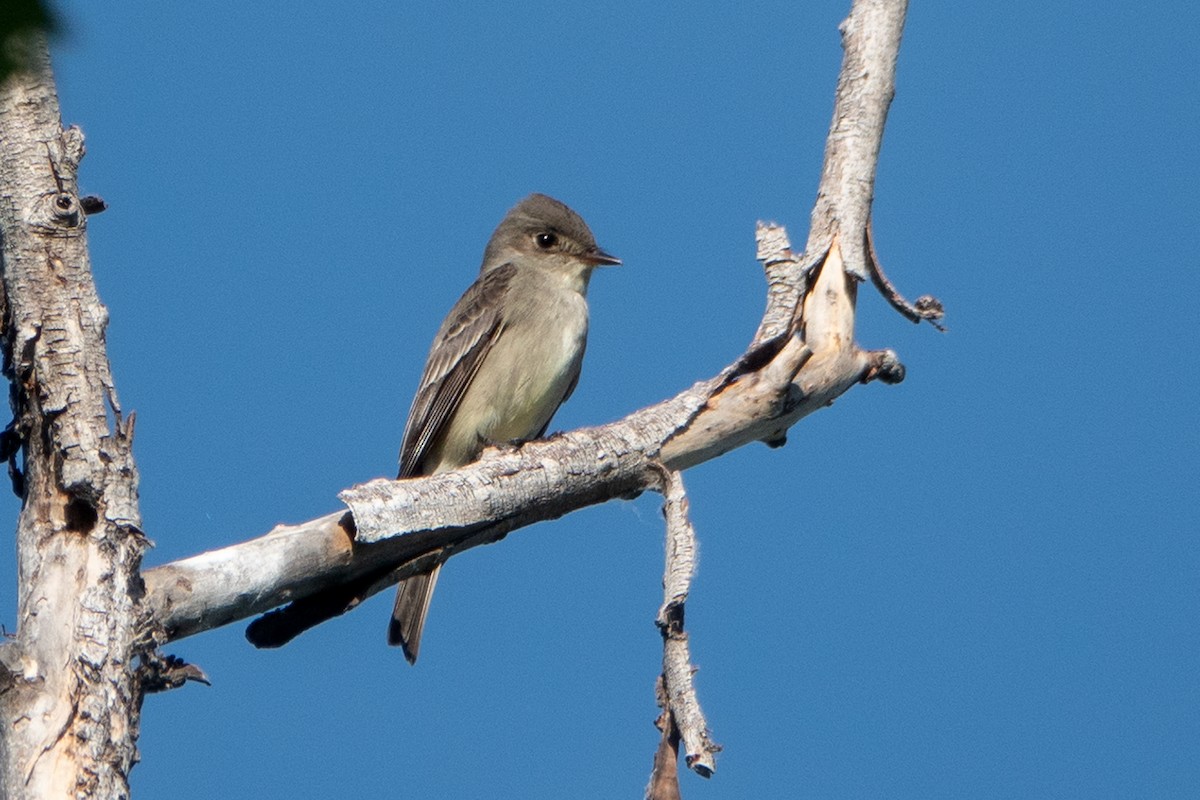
144,331 -> 894,643
141,0 -> 919,650
653,468 -> 719,778
805,0 -> 909,280
0,1 -> 928,794
0,36 -> 145,800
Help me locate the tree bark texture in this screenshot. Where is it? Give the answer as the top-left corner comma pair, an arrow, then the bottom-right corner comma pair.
146,0 -> 916,649
0,38 -> 145,800
0,1 -> 927,796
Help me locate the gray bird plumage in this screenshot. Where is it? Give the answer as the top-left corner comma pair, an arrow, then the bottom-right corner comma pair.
390,194 -> 618,662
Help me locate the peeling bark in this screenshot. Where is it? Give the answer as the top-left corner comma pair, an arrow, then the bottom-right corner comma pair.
0,1 -> 933,796
143,1 -> 925,651
651,467 -> 719,780
0,37 -> 146,800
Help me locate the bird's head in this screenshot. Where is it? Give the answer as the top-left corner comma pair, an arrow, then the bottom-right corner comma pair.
481,194 -> 620,284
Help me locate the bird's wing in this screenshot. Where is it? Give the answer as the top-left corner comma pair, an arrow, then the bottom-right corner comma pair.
398,263 -> 516,478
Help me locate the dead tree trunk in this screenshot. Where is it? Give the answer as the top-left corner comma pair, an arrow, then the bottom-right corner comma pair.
0,37 -> 146,800
0,1 -> 936,796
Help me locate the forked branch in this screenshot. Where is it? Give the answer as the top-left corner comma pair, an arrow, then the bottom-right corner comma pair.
143,0 -> 930,653
0,1 -> 938,797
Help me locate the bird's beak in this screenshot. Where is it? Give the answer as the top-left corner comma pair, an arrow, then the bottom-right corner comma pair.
584,246 -> 621,266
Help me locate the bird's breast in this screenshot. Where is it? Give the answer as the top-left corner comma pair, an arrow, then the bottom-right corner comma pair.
438,289 -> 589,461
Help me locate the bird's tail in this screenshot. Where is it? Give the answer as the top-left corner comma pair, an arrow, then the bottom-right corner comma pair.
389,564 -> 442,664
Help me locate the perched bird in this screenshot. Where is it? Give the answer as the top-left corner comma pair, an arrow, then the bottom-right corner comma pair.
390,193 -> 619,663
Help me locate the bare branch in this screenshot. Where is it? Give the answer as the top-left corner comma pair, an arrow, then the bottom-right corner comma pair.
138,652 -> 211,694
143,326 -> 838,643
652,466 -> 719,779
752,222 -> 808,346
865,222 -> 946,329
805,0 -> 909,281
0,2 -> 932,794
141,0 -> 924,649
147,512 -> 357,643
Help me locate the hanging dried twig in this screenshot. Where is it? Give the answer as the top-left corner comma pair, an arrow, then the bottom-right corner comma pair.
865,221 -> 946,330
649,465 -> 720,786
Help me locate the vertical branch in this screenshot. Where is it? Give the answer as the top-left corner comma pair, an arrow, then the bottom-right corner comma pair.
803,0 -> 908,280
647,466 -> 719,797
789,0 -> 909,412
0,34 -> 146,799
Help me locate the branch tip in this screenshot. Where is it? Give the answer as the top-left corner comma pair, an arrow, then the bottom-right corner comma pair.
863,348 -> 906,385
80,195 -> 107,215
686,756 -> 714,780
138,652 -> 210,693
754,222 -> 795,264
865,222 -> 946,330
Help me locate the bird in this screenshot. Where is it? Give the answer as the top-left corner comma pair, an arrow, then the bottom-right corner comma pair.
389,193 -> 619,663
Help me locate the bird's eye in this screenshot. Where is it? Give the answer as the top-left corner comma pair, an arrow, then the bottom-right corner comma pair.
535,232 -> 558,249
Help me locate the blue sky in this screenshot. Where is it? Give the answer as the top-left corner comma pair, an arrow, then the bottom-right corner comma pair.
4,1 -> 1197,797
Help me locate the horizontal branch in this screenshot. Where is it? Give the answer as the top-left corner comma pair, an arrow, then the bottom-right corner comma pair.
144,325 -> 898,643
143,0 -> 921,647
